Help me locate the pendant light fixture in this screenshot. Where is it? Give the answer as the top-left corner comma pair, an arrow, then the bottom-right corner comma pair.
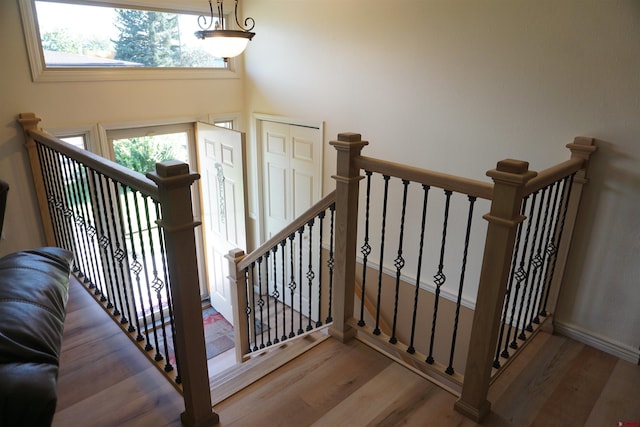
195,0 -> 255,59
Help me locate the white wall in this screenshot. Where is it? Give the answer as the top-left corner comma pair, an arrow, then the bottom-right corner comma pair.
0,0 -> 244,256
242,0 -> 640,359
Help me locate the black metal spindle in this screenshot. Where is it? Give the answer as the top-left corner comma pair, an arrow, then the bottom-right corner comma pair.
264,251 -> 272,346
155,202 -> 175,373
510,191 -> 538,349
87,169 -> 109,298
71,160 -> 99,289
446,195 -> 476,375
373,175 -> 391,336
144,196 -> 164,361
358,171 -> 373,327
280,240 -> 288,341
112,179 -> 136,330
408,185 -> 430,354
288,234 -> 296,338
77,164 -> 103,294
390,179 -> 410,344
35,144 -> 63,248
326,203 -> 336,324
122,186 -> 145,341
243,266 -> 252,352
271,246 -> 280,344
63,153 -> 90,279
297,226 -> 304,335
249,262 -> 258,352
96,174 -> 119,306
257,257 -> 266,349
426,190 -> 452,365
540,174 -> 575,316
104,178 -> 127,316
494,197 -> 528,367
316,211 -> 325,328
306,219 -> 315,331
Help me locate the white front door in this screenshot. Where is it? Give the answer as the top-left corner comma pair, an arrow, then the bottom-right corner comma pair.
196,122 -> 248,323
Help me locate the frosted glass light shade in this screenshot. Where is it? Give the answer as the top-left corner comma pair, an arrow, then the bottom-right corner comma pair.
195,30 -> 254,59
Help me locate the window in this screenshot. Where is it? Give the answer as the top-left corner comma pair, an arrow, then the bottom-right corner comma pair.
19,0 -> 238,81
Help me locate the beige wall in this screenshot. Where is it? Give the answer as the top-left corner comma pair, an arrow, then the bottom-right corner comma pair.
0,0 -> 244,256
242,0 -> 640,359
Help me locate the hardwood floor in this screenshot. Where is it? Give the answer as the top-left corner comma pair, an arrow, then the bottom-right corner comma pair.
55,278 -> 640,426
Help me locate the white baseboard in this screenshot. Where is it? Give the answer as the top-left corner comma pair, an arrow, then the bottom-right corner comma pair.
554,321 -> 639,364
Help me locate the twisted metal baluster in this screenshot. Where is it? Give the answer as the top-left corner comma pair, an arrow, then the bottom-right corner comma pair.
257,257 -> 265,349
155,202 -> 175,373
86,168 -> 107,296
540,174 -> 575,316
373,175 -> 391,336
306,219 -> 315,331
525,185 -> 554,332
106,178 -> 128,316
144,196 -> 164,361
280,240 -> 288,341
264,251 -> 272,346
73,161 -> 101,291
64,154 -> 91,281
297,226 -> 304,335
518,190 -> 545,341
510,192 -> 538,350
243,266 -> 252,352
408,185 -> 430,354
326,203 -> 336,323
135,193 -> 157,352
112,177 -> 134,328
446,195 -> 476,375
316,211 -> 325,328
122,186 -> 145,341
494,197 -> 528,367
288,233 -> 297,338
390,180 -> 410,344
425,190 -> 452,364
533,180 -> 561,324
249,262 -> 258,351
358,170 -> 373,326
35,144 -> 62,248
271,246 -> 280,344
99,174 -> 120,307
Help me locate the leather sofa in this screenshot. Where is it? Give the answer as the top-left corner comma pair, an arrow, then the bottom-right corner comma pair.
0,247 -> 73,427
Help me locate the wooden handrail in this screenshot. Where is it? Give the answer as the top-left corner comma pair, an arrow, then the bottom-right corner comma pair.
524,158 -> 584,195
355,156 -> 494,200
238,190 -> 336,270
26,126 -> 159,198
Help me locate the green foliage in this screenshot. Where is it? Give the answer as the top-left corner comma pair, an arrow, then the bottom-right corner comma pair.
113,9 -> 181,67
113,137 -> 177,174
41,28 -> 111,54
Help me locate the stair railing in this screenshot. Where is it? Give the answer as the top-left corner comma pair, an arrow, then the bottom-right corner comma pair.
19,113 -> 218,427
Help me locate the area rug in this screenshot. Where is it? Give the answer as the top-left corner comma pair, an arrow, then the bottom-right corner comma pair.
164,306 -> 235,366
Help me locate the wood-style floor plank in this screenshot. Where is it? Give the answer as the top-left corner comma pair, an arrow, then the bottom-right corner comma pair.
55,276 -> 639,427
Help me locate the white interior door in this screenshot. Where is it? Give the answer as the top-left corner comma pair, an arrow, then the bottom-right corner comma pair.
260,120 -> 322,319
196,122 -> 248,323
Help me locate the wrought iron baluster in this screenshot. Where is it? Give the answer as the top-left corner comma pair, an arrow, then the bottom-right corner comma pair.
87,169 -> 110,299
271,246 -> 280,344
326,203 -> 336,324
112,179 -> 136,330
297,226 -> 304,335
390,179 -> 410,344
280,240 -> 287,341
288,233 -> 297,338
257,257 -> 266,349
494,196 -> 528,367
122,186 -> 145,341
243,266 -> 252,352
510,192 -> 538,350
306,219 -> 315,332
134,193 -> 157,352
96,173 -> 119,306
62,153 -> 89,279
408,185 -> 430,354
71,159 -> 100,289
446,195 -> 476,375
249,262 -> 258,352
358,170 -> 373,326
155,202 -> 175,373
316,211 -> 325,328
77,164 -> 102,295
264,251 -> 272,347
518,190 -> 545,341
35,144 -> 63,248
374,175 -> 391,336
426,189 -> 452,365
540,174 -> 575,316
144,196 -> 164,361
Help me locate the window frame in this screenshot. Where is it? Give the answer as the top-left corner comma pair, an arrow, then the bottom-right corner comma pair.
18,0 -> 240,82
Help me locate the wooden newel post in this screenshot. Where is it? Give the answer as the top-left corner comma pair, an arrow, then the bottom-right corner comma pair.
226,248 -> 249,362
455,159 -> 537,422
18,112 -> 56,246
542,137 -> 596,321
147,161 -> 219,427
328,133 -> 368,342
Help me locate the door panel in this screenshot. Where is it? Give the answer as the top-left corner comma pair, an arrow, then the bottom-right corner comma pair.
196,122 -> 248,323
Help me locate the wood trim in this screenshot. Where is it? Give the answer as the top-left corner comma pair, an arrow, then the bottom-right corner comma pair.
524,158 -> 584,195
